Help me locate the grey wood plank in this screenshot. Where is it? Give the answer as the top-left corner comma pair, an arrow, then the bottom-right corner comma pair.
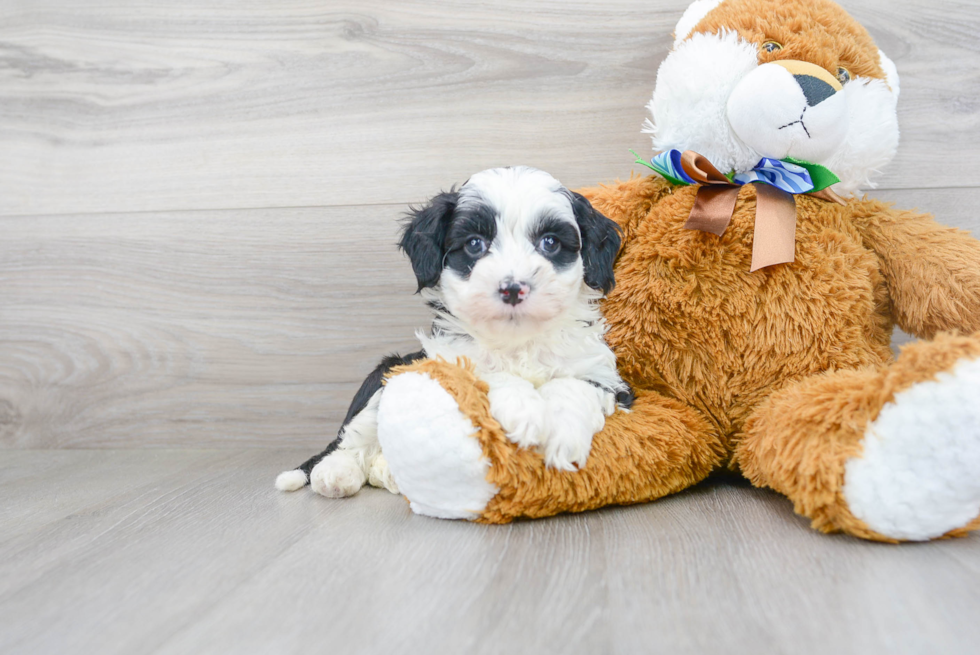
0,0 -> 978,216
1,450 -> 979,655
0,449 -> 229,541
601,482 -> 980,654
0,205 -> 430,448
2,189 -> 976,449
0,450 -> 329,655
874,187 -> 980,236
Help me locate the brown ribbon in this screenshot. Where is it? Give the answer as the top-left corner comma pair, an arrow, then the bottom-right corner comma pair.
676,150 -> 845,272
751,183 -> 797,271
680,151 -> 740,236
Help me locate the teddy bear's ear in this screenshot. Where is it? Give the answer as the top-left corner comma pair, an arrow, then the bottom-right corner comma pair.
673,0 -> 725,46
568,191 -> 622,295
878,49 -> 901,99
399,190 -> 458,291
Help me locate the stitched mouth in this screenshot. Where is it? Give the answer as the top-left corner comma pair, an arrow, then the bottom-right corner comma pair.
778,109 -> 811,138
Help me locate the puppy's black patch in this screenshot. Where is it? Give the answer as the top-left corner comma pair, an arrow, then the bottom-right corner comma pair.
566,191 -> 622,294
293,350 -> 427,480
443,201 -> 497,280
615,385 -> 635,409
531,214 -> 581,271
399,191 -> 459,291
586,379 -> 635,410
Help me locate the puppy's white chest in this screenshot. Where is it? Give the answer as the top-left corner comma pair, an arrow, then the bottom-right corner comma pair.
422,330 -> 613,390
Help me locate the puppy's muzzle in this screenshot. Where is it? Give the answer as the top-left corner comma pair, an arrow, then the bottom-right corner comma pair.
499,281 -> 530,306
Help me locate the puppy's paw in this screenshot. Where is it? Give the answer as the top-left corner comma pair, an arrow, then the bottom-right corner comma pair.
539,379 -> 608,471
541,422 -> 594,471
367,453 -> 400,495
601,390 -> 617,417
486,374 -> 547,449
491,395 -> 547,449
309,451 -> 367,498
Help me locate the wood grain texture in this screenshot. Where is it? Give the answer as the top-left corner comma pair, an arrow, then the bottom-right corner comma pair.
1,189 -> 977,449
1,450 -> 979,655
0,205 -> 430,448
1,0 -> 979,216
3,3 -> 980,652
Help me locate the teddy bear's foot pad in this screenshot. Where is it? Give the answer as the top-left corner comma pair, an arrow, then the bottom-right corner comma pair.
844,356 -> 980,541
377,372 -> 499,519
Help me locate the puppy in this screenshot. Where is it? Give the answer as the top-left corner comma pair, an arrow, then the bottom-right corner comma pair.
276,166 -> 631,498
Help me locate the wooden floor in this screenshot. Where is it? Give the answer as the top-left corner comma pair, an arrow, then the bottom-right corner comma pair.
3,1 -> 980,653
3,450 -> 980,655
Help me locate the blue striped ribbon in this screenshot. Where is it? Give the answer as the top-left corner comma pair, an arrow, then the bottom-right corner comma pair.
647,150 -> 815,195
648,149 -> 696,185
733,158 -> 814,194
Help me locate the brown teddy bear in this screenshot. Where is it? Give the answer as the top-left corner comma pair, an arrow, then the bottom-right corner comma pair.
376,0 -> 980,542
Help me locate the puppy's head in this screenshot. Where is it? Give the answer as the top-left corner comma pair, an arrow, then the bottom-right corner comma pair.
399,167 -> 620,341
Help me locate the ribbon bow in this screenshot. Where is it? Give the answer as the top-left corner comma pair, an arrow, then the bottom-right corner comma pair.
633,149 -> 846,271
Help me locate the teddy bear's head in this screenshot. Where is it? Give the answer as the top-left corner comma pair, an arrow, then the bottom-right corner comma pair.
646,0 -> 899,193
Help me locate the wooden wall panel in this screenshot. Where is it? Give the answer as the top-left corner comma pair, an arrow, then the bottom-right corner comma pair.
2,0 -> 979,448
0,206 -> 431,447
0,0 -> 978,216
1,189 -> 975,448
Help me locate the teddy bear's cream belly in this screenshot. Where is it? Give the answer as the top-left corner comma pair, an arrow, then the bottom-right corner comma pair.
603,191 -> 894,443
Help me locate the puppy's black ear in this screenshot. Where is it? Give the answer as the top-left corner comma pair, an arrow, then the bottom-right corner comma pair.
399,190 -> 458,291
569,191 -> 621,294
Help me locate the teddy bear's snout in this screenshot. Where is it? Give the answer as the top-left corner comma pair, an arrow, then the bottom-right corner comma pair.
726,58 -> 848,165
794,74 -> 836,107
772,59 -> 843,107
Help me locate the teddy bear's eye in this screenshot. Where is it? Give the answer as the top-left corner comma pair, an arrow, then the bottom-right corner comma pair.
762,40 -> 783,53
837,67 -> 851,84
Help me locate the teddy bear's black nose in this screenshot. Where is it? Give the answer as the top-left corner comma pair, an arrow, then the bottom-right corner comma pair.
794,74 -> 836,107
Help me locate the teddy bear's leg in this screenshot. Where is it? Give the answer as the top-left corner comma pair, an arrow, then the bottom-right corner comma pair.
736,332 -> 980,542
378,358 -> 726,523
377,363 -> 501,520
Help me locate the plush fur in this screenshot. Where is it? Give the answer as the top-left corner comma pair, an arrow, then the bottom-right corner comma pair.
376,0 -> 980,542
646,0 -> 899,193
738,333 -> 980,542
277,166 -> 629,496
381,358 -> 724,523
378,370 -> 499,519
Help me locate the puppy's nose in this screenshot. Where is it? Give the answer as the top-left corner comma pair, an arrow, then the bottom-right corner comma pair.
499,282 -> 529,306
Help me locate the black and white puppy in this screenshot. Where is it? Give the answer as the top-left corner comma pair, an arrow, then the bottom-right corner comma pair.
276,166 -> 631,498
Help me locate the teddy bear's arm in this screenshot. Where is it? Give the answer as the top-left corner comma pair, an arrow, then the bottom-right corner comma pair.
379,358 -> 727,523
577,175 -> 674,241
851,201 -> 980,339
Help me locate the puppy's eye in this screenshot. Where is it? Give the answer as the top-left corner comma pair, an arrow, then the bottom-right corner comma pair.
464,236 -> 487,257
537,235 -> 560,255
762,40 -> 782,53
837,67 -> 851,84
